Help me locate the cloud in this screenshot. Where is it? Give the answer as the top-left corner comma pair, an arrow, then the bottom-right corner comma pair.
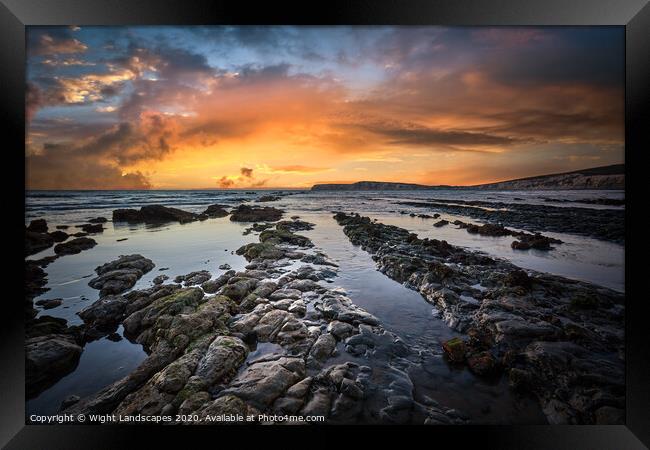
216,176 -> 235,188
30,32 -> 88,56
357,122 -> 523,148
240,167 -> 253,177
268,164 -> 332,173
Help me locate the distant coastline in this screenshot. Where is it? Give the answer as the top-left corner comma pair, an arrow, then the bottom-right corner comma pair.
311,164 -> 625,191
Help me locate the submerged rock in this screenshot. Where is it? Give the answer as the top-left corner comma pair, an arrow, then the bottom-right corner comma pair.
54,237 -> 97,255
25,231 -> 55,256
230,205 -> 283,222
27,219 -> 48,233
113,205 -> 200,224
202,204 -> 229,218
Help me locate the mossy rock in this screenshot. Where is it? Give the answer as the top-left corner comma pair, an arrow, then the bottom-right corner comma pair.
442,337 -> 466,362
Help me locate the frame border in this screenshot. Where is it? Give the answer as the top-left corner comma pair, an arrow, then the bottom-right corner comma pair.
2,0 -> 648,447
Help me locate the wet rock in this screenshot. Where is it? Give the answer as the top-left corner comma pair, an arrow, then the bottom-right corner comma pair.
202,204 -> 229,218
301,253 -> 338,267
153,275 -> 169,285
88,217 -> 108,223
49,230 -> 69,242
25,231 -> 55,256
54,237 -> 97,255
433,219 -> 449,228
316,294 -> 379,325
236,242 -> 286,261
466,351 -> 497,376
113,205 -> 200,224
256,195 -> 281,202
60,395 -> 81,410
36,298 -> 63,310
79,223 -> 104,234
219,263 -> 231,270
89,254 -> 155,296
201,270 -> 236,294
175,270 -> 211,286
230,205 -> 283,222
219,277 -> 259,302
259,228 -> 312,247
442,337 -> 466,362
78,295 -> 129,331
221,356 -> 305,408
27,219 -> 48,233
195,336 -> 248,385
26,332 -> 82,398
327,321 -> 354,340
309,333 -> 336,360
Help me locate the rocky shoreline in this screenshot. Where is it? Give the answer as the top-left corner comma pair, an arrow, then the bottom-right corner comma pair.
396,199 -> 624,243
32,215 -> 465,424
24,200 -> 625,425
333,212 -> 625,424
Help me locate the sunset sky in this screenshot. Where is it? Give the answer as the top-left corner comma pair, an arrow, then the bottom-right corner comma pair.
25,26 -> 624,190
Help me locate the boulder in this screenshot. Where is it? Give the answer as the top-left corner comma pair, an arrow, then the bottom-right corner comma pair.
113,205 -> 199,224
230,205 -> 283,222
54,237 -> 97,255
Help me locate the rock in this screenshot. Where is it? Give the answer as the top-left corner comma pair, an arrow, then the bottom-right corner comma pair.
48,230 -> 69,242
504,269 -> 532,289
27,219 -> 48,233
288,300 -> 306,316
327,321 -> 354,340
202,204 -> 229,218
433,219 -> 449,228
230,205 -> 283,222
301,253 -> 338,267
26,333 -> 82,398
236,242 -> 286,261
256,195 -> 281,202
36,298 -> 63,310
88,217 -> 108,223
113,205 -> 199,224
309,333 -> 336,360
176,270 -> 211,286
54,237 -> 97,255
79,223 -> 104,234
301,388 -> 331,416
201,270 -> 236,294
78,295 -> 129,330
153,275 -> 169,285
466,351 -> 497,376
219,277 -> 259,302
511,240 -> 531,250
89,254 -> 155,296
442,337 -> 466,362
218,263 -> 231,270
89,269 -> 143,297
221,357 -> 305,408
99,254 -> 156,275
195,336 -> 249,385
25,231 -> 54,256
259,228 -> 312,247
56,225 -> 69,229
60,395 -> 81,410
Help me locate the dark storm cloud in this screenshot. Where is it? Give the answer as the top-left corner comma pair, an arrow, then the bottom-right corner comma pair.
477,29 -> 624,87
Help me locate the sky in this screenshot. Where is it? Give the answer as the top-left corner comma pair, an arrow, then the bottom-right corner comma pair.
25,26 -> 624,190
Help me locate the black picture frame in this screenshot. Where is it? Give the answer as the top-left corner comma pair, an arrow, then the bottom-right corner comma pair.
2,0 -> 648,447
